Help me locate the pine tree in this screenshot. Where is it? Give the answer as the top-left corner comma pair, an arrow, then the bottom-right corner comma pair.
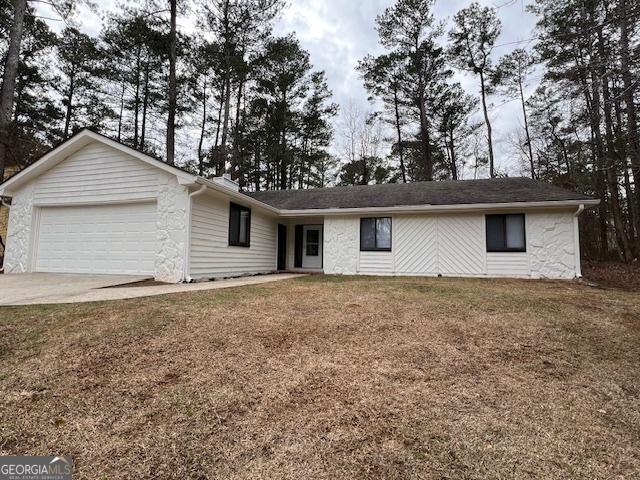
448,2 -> 501,178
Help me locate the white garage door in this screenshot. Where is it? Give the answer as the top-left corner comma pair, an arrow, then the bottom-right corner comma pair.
35,202 -> 157,275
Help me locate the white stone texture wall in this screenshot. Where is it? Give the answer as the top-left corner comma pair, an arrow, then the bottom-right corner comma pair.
155,176 -> 189,283
323,216 -> 359,274
3,183 -> 36,273
527,211 -> 576,279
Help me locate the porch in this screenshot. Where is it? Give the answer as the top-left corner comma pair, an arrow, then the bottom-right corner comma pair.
277,217 -> 324,273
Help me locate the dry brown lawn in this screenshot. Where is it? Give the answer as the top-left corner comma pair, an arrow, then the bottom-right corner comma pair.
0,275 -> 639,479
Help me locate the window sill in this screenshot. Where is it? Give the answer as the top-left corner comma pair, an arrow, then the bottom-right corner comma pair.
487,249 -> 526,253
229,243 -> 251,248
360,248 -> 392,252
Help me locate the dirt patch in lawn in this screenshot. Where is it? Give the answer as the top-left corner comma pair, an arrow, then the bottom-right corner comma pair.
0,276 -> 639,479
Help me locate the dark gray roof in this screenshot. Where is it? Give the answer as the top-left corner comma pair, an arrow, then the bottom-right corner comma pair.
246,178 -> 595,210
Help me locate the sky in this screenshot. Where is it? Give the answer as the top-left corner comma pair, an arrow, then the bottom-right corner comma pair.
37,0 -> 541,178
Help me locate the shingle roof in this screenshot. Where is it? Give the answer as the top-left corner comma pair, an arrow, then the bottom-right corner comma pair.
246,178 -> 595,210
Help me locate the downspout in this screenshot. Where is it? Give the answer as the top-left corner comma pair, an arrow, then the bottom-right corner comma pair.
573,204 -> 585,278
182,183 -> 207,283
0,197 -> 11,273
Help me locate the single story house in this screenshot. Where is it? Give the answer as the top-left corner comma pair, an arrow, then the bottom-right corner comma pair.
0,129 -> 599,282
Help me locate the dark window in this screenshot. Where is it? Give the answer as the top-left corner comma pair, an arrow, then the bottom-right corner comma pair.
360,217 -> 392,251
486,214 -> 526,252
306,229 -> 319,256
229,202 -> 251,247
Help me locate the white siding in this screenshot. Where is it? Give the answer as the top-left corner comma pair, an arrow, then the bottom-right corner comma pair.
437,215 -> 485,275
486,252 -> 530,276
358,251 -> 393,274
189,192 -> 277,279
33,142 -> 160,205
394,215 -> 437,275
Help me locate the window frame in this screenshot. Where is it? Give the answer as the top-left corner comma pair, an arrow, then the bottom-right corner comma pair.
485,213 -> 526,253
360,217 -> 392,252
228,202 -> 251,248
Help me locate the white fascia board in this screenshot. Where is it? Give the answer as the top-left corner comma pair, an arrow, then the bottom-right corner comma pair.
0,129 -> 198,196
276,199 -> 601,217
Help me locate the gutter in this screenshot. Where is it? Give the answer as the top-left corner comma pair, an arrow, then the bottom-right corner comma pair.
277,199 -> 601,217
182,183 -> 207,282
573,204 -> 585,278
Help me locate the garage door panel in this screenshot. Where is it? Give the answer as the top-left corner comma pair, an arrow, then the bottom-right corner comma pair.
35,203 -> 157,275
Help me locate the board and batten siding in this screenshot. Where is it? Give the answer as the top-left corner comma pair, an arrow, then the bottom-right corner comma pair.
189,192 -> 277,279
33,142 -> 161,205
323,210 -> 578,279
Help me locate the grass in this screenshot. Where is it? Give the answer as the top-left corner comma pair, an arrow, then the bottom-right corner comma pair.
0,275 -> 639,479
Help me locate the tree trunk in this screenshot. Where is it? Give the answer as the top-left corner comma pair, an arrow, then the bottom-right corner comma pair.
141,64 -> 150,151
219,71 -> 231,173
0,0 -> 27,183
117,80 -> 125,142
449,125 -> 458,180
231,75 -> 244,179
166,0 -> 177,166
518,76 -> 535,179
619,0 -> 640,254
393,87 -> 406,183
64,72 -> 75,138
479,70 -> 495,178
133,47 -> 141,149
198,76 -> 207,175
418,90 -> 432,181
214,82 -> 224,149
597,26 -> 632,261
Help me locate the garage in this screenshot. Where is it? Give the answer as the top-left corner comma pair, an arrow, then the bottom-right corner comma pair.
34,202 -> 157,275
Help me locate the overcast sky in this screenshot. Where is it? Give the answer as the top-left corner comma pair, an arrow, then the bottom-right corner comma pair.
38,0 -> 541,178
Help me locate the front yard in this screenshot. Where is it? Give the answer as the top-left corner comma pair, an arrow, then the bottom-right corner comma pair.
0,275 -> 639,479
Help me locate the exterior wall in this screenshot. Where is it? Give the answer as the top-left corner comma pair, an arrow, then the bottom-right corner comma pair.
2,142 -> 189,282
156,176 -> 189,283
323,216 -> 359,274
33,142 -> 160,204
189,191 -> 277,279
527,211 -> 577,278
323,210 -> 579,280
3,183 -> 36,273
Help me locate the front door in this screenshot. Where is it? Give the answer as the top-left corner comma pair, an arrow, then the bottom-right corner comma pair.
302,225 -> 322,269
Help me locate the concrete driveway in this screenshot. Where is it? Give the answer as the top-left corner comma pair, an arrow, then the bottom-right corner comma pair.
0,272 -> 306,306
0,273 -> 151,306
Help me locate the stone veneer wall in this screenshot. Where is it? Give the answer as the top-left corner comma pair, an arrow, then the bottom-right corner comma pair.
1,166 -> 19,256
155,175 -> 189,283
527,211 -> 577,279
3,183 -> 36,273
323,216 -> 359,275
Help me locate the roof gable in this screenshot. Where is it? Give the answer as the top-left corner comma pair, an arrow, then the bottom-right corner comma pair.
0,129 -> 197,196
